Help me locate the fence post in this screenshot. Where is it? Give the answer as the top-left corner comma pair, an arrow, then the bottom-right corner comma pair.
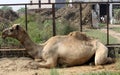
30,0 -> 32,5
90,5 -> 93,29
79,3 -> 82,32
52,3 -> 56,36
39,0 -> 41,8
107,3 -> 110,45
25,4 -> 28,31
48,0 -> 51,3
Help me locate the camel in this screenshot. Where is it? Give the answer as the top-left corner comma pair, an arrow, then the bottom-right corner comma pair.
2,24 -> 114,68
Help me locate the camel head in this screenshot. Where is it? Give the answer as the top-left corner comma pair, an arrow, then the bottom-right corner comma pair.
2,24 -> 26,40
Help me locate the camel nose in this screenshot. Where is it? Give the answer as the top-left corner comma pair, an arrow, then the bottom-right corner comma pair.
2,32 -> 6,39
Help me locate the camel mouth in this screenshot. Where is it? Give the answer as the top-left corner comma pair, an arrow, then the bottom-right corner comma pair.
1,32 -> 6,39
1,35 -> 6,39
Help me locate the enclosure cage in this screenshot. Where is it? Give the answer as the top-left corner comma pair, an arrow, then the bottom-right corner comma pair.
0,1 -> 120,58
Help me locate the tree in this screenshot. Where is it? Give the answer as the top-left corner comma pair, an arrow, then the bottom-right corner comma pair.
0,6 -> 12,11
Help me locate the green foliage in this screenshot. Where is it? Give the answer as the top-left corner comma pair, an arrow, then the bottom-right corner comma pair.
14,14 -> 53,43
14,16 -> 25,25
0,37 -> 3,46
14,13 -> 76,43
0,37 -> 20,48
28,22 -> 40,41
0,6 -> 12,11
17,8 -> 25,13
40,20 -> 53,41
56,19 -> 76,35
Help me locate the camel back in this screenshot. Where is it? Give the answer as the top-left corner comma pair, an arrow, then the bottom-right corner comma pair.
68,31 -> 93,41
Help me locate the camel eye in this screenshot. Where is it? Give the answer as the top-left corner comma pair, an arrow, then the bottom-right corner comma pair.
10,29 -> 13,32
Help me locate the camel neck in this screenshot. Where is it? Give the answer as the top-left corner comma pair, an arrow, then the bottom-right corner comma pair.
22,36 -> 37,50
17,33 -> 43,58
18,33 -> 36,50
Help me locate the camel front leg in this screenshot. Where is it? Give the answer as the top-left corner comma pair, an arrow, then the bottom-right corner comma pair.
38,58 -> 57,68
27,58 -> 57,69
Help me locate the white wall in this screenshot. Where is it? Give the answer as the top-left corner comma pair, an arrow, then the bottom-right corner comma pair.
55,0 -> 66,8
41,0 -> 54,8
28,0 -> 39,9
28,0 -> 66,9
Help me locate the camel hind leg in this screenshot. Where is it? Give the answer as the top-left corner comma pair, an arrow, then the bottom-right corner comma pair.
95,42 -> 109,65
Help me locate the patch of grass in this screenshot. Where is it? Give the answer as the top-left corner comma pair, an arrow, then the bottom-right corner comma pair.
80,71 -> 120,75
116,58 -> 120,70
49,69 -> 120,75
99,23 -> 106,28
50,69 -> 59,75
85,29 -> 119,44
111,27 -> 120,33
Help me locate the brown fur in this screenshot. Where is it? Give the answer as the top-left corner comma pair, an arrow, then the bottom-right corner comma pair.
2,24 -> 114,68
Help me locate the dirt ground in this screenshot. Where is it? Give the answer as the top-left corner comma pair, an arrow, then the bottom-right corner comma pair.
0,57 -> 119,75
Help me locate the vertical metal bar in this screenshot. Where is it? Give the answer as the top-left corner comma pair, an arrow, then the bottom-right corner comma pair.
39,0 -> 41,8
52,3 -> 56,36
79,3 -> 82,32
90,5 -> 93,28
48,0 -> 51,3
25,4 -> 28,31
30,1 -> 32,5
107,3 -> 109,45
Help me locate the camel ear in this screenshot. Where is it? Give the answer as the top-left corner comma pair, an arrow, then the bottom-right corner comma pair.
15,25 -> 19,30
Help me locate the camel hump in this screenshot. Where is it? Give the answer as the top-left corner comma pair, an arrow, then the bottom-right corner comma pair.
68,31 -> 92,41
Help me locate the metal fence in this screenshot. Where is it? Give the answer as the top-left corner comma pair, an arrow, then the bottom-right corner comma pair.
0,1 -> 120,56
